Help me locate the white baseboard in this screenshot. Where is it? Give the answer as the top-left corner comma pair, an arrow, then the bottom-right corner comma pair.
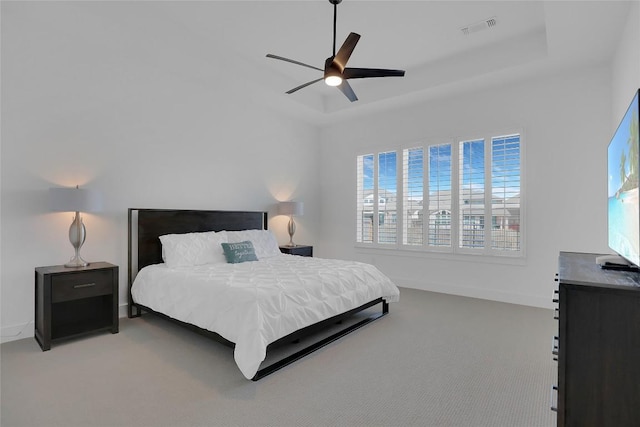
1,322 -> 34,344
391,276 -> 552,309
119,303 -> 129,318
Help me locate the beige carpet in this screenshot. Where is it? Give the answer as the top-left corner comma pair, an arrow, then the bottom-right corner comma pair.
1,288 -> 556,427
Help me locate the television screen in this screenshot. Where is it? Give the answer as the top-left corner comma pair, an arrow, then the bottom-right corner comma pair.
608,89 -> 640,267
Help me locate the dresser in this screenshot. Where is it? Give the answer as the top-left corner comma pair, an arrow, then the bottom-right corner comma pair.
553,252 -> 640,426
35,262 -> 119,350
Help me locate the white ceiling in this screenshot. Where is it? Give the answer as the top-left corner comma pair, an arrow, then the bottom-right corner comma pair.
44,1 -> 635,122
157,1 -> 631,118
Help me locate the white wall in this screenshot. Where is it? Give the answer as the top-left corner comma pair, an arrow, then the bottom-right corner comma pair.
0,2 -> 321,341
318,66 -> 613,308
611,0 -> 640,124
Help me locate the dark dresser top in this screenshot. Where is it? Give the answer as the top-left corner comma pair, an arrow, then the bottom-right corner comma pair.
559,252 -> 640,291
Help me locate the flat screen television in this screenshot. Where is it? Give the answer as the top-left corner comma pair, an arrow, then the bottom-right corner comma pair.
606,89 -> 640,268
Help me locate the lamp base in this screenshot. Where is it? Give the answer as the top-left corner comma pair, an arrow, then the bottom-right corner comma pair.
65,212 -> 88,268
287,216 -> 297,247
65,255 -> 89,268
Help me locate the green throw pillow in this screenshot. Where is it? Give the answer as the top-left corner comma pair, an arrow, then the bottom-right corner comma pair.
221,241 -> 259,263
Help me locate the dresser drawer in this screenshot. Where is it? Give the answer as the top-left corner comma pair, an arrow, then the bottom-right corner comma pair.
51,269 -> 114,303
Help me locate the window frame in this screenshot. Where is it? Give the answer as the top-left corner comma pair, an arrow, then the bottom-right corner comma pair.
355,130 -> 525,260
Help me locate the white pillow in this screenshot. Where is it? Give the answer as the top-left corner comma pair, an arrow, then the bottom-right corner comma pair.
159,230 -> 228,268
226,229 -> 281,259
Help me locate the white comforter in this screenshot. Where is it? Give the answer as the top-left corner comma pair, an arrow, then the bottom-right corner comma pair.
131,254 -> 400,379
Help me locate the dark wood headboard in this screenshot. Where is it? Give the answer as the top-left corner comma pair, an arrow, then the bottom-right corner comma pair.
127,208 -> 267,291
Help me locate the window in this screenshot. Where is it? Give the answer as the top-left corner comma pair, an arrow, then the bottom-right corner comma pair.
378,151 -> 397,244
356,133 -> 522,257
403,148 -> 424,245
356,154 -> 374,243
459,139 -> 485,249
428,144 -> 452,247
491,135 -> 521,251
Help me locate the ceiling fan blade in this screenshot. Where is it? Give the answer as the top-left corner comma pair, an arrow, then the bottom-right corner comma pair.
286,78 -> 324,94
266,54 -> 324,72
337,80 -> 358,102
333,32 -> 360,70
343,67 -> 406,79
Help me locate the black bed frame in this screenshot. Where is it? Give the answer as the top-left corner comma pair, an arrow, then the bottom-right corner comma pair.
127,208 -> 389,381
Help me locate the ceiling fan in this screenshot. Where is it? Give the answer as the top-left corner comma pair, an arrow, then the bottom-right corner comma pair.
266,0 -> 405,102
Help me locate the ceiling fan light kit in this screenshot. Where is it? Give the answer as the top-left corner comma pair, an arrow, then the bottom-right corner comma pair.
325,75 -> 343,87
324,58 -> 343,86
267,0 -> 405,102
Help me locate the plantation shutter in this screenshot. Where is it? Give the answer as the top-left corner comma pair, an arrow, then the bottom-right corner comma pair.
428,144 -> 452,247
491,134 -> 521,251
459,139 -> 485,249
403,148 -> 424,245
356,154 -> 374,243
378,151 -> 397,244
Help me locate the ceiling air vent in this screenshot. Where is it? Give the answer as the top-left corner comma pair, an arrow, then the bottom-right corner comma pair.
461,17 -> 497,36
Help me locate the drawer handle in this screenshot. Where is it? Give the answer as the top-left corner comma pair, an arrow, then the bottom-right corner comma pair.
73,283 -> 96,289
554,308 -> 559,320
550,386 -> 558,412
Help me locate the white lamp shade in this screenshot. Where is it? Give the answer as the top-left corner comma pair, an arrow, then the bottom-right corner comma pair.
278,201 -> 304,216
49,187 -> 103,213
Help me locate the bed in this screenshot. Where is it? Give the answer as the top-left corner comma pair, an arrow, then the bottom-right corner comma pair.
128,208 -> 400,380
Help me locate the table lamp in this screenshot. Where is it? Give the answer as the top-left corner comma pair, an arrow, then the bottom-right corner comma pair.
278,201 -> 304,247
49,185 -> 102,267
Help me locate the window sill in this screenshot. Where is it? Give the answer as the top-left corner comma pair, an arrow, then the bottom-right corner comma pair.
353,244 -> 526,266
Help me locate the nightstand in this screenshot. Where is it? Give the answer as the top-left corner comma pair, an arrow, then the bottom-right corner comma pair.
279,245 -> 313,257
35,262 -> 119,351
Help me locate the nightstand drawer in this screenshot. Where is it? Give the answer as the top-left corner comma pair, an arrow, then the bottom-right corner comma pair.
51,270 -> 113,303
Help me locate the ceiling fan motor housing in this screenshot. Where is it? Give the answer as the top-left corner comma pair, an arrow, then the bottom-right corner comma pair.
324,57 -> 343,81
